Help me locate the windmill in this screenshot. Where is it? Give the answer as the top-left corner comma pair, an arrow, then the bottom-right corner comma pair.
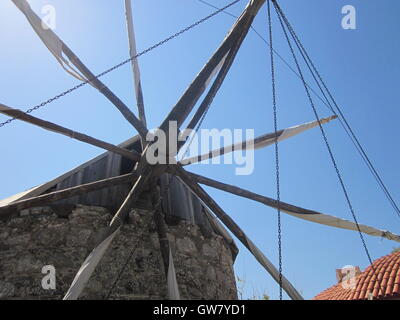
1,0 -> 399,300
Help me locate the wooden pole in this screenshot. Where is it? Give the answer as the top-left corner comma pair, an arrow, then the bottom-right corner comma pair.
173,165 -> 303,300
181,11 -> 255,139
62,45 -> 148,138
150,179 -> 180,299
176,28 -> 247,155
185,170 -> 400,243
159,0 -> 266,133
63,168 -> 151,300
0,104 -> 140,161
0,173 -> 137,219
125,0 -> 147,139
11,0 -> 148,138
185,170 -> 318,215
108,145 -> 161,227
63,148 -> 161,299
149,179 -> 170,276
180,115 -> 337,165
180,129 -> 283,165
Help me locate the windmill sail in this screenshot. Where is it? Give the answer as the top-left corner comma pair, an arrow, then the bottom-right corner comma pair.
12,0 -> 148,137
185,171 -> 400,243
181,115 -> 337,164
11,0 -> 86,82
63,226 -> 121,300
167,248 -> 181,300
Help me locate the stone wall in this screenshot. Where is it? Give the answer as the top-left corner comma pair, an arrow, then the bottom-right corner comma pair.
0,205 -> 237,300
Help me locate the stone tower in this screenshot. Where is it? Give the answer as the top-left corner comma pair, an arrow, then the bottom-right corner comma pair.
0,136 -> 238,299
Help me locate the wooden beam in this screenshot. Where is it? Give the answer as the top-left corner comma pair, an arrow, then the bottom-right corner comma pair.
176,32 -> 245,155
181,11 -> 255,140
180,130 -> 283,165
108,146 -> 166,226
125,0 -> 147,132
11,0 -> 148,137
61,45 -> 148,137
150,180 -> 180,299
64,156 -> 158,299
0,173 -> 137,220
172,165 -> 303,300
159,0 -> 266,134
185,170 -> 320,214
180,115 -> 337,165
185,170 -> 400,243
109,173 -> 150,226
0,104 -> 140,161
150,183 -> 170,278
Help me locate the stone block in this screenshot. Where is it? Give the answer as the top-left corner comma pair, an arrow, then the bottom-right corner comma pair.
20,209 -> 30,217
202,243 -> 217,259
0,281 -> 15,299
0,205 -> 237,300
176,237 -> 197,255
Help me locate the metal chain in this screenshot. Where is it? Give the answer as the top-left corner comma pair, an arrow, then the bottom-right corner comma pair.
273,1 -> 400,221
0,81 -> 87,128
0,0 -> 241,129
105,172 -> 179,300
273,0 -> 389,298
267,0 -> 283,300
196,0 -> 400,225
273,0 -> 377,267
273,1 -> 372,262
104,236 -> 140,300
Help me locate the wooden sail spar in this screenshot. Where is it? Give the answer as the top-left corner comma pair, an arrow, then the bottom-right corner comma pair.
0,104 -> 140,161
181,115 -> 337,165
11,0 -> 148,138
184,171 -> 400,243
124,0 -> 147,147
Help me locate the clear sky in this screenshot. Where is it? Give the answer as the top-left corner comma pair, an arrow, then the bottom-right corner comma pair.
1,0 -> 400,300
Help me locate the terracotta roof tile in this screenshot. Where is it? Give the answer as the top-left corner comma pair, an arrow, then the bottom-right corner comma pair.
314,251 -> 400,300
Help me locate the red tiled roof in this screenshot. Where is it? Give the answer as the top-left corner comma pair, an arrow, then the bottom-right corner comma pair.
314,251 -> 400,300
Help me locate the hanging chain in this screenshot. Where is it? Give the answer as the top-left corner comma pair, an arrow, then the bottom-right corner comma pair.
273,0 -> 390,298
0,0 -> 241,129
274,1 -> 400,221
267,0 -> 283,300
272,2 -> 392,298
104,237 -> 140,300
273,0 -> 374,265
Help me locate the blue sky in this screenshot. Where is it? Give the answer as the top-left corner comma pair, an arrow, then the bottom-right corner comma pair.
1,0 -> 400,300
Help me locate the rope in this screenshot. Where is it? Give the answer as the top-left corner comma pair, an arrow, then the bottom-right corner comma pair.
267,0 -> 283,300
0,0 -> 241,128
